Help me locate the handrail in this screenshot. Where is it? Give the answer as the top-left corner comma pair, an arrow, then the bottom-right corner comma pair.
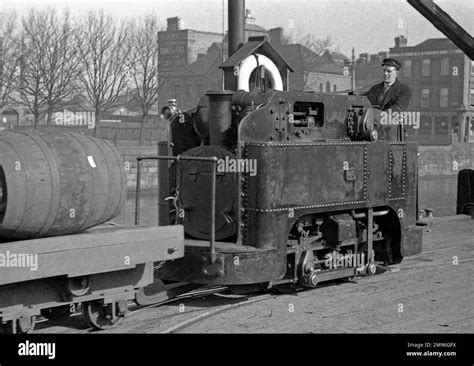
350,209 -> 390,219
135,155 -> 219,264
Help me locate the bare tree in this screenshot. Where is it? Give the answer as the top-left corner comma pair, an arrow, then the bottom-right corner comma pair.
18,10 -> 47,127
41,10 -> 81,126
0,11 -> 21,123
129,15 -> 160,145
292,32 -> 334,55
76,11 -> 132,137
19,9 -> 80,127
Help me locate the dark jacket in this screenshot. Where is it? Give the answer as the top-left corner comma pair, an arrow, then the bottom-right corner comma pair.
362,79 -> 412,112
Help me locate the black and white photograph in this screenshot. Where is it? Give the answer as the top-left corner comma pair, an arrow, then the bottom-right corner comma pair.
0,0 -> 473,361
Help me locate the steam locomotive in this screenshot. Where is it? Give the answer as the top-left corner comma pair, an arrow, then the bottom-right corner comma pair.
151,37 -> 423,292
0,0 -> 425,333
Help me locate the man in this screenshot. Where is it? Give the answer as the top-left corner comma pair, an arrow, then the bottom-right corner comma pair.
362,57 -> 411,112
363,58 -> 411,268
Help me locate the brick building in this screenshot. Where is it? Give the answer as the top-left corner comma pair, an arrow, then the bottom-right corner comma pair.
159,14 -> 350,111
390,37 -> 474,145
353,36 -> 474,145
161,46 -> 224,110
274,43 -> 350,93
158,17 -> 223,74
354,51 -> 388,92
158,12 -> 273,110
158,10 -> 267,75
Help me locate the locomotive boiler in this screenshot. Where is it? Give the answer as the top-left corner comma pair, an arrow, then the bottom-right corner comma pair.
152,32 -> 423,292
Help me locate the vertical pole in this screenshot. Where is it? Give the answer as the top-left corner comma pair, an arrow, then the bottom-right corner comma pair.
157,150 -> 160,226
135,158 -> 142,226
367,207 -> 374,265
462,56 -> 471,142
158,142 -> 170,226
351,47 -> 356,91
210,157 -> 217,263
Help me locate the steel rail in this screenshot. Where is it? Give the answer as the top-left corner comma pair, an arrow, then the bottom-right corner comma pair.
160,293 -> 275,334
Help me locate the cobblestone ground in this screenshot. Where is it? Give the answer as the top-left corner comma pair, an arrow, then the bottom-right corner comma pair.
35,216 -> 474,333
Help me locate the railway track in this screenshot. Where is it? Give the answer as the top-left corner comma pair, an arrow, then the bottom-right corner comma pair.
33,220 -> 474,333
34,258 -> 474,333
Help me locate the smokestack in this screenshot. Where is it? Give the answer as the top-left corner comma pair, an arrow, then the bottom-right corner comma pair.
228,0 -> 245,58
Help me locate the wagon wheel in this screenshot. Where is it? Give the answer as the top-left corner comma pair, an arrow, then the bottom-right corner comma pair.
0,322 -> 11,334
82,301 -> 125,330
17,316 -> 36,333
41,305 -> 72,321
0,317 -> 36,334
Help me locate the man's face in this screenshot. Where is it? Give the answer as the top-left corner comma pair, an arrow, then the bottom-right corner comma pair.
383,66 -> 398,84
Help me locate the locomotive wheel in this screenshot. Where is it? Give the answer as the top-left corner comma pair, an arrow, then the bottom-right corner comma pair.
273,283 -> 297,294
367,263 -> 377,276
83,301 -> 125,330
41,305 -> 72,321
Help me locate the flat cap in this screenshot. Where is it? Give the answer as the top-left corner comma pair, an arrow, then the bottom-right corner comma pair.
382,57 -> 402,70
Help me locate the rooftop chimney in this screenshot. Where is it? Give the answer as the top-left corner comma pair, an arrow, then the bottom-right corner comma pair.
395,35 -> 407,48
269,27 -> 284,46
167,17 -> 182,32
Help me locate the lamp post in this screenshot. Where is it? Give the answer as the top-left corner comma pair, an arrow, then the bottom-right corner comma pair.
344,47 -> 359,92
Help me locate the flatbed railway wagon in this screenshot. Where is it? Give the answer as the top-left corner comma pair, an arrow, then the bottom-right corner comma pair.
0,130 -> 184,333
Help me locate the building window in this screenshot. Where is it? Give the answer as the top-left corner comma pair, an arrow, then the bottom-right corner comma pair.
403,60 -> 412,77
333,84 -> 337,92
421,59 -> 431,77
470,117 -> 474,141
471,89 -> 474,106
435,116 -> 449,142
326,81 -> 330,93
421,88 -> 430,108
471,61 -> 474,75
319,83 -> 323,93
419,115 -> 432,136
440,58 -> 449,76
440,88 -> 449,107
185,85 -> 192,100
451,116 -> 460,143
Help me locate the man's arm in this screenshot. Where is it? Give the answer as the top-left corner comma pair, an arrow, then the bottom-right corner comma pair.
391,84 -> 412,112
360,89 -> 370,98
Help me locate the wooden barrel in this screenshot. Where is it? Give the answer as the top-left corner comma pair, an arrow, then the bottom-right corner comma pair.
0,130 -> 126,240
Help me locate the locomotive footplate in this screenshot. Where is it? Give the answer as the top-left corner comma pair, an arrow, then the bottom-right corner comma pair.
155,239 -> 279,285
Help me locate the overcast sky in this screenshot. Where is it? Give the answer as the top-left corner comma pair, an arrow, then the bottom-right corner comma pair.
2,0 -> 473,56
